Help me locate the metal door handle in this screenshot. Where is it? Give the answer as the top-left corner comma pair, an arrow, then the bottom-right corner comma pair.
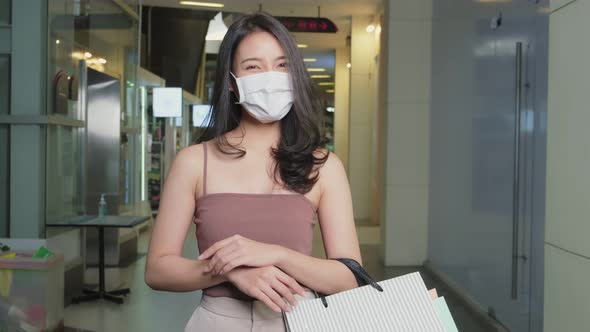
511,42 -> 523,300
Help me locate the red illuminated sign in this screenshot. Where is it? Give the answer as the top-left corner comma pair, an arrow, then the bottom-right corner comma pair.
276,17 -> 338,33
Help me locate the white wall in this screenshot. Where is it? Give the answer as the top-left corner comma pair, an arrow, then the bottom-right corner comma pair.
334,47 -> 350,173
348,16 -> 379,223
381,0 -> 432,266
544,0 -> 590,329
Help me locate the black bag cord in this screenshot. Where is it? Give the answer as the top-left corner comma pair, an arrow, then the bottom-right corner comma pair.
315,258 -> 384,308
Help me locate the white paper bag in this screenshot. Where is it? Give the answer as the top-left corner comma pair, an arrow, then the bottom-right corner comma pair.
285,269 -> 449,332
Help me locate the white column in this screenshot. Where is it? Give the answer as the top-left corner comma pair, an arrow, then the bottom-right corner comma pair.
544,0 -> 590,329
382,0 -> 432,265
334,47 -> 350,173
349,15 -> 378,223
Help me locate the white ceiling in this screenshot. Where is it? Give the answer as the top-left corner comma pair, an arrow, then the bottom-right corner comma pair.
141,0 -> 379,18
140,0 -> 381,49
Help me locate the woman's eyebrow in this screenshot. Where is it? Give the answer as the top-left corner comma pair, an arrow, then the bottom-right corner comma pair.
240,56 -> 286,64
240,57 -> 262,64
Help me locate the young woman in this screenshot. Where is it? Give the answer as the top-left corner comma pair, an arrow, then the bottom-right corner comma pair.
145,12 -> 361,331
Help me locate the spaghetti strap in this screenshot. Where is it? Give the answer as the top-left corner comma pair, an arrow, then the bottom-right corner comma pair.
202,142 -> 208,195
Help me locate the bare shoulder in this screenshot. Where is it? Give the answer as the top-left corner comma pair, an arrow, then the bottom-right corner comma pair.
170,143 -> 207,181
315,149 -> 344,171
315,149 -> 347,187
175,143 -> 204,167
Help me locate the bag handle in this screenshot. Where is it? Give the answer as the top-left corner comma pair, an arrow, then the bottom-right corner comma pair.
315,258 -> 383,308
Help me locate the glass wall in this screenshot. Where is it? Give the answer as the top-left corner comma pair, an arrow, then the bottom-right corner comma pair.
46,0 -> 142,221
0,55 -> 8,236
0,56 -> 8,115
0,0 -> 10,25
0,125 -> 8,237
46,126 -> 82,223
1,0 -> 10,236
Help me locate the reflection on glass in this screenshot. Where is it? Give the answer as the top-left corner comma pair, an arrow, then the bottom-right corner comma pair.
0,56 -> 9,115
0,0 -> 10,25
0,125 -> 9,237
46,125 -> 82,223
47,0 -> 143,214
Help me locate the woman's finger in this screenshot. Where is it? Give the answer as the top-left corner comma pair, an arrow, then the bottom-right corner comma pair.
211,246 -> 242,274
271,278 -> 298,307
251,288 -> 282,313
198,234 -> 240,259
209,243 -> 240,273
260,283 -> 291,312
219,255 -> 249,275
276,272 -> 306,297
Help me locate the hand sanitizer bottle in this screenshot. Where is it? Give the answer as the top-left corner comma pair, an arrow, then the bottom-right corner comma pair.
98,194 -> 107,218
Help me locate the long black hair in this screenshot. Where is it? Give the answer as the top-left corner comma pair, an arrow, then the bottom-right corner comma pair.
198,12 -> 328,194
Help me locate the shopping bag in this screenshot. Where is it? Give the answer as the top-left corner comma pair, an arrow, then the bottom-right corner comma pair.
283,258 -> 455,332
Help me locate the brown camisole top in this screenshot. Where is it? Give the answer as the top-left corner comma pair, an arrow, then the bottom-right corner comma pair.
194,142 -> 316,300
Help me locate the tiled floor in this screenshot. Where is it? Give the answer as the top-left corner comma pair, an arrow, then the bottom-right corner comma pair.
64,225 -> 203,332
64,224 -> 498,332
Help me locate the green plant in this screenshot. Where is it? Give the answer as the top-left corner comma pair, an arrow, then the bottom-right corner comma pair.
0,241 -> 10,252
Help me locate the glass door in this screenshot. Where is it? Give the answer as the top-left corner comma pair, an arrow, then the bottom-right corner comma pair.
428,1 -> 548,331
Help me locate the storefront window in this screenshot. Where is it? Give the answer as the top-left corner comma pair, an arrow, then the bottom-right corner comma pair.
46,0 -> 142,221
0,0 -> 10,25
46,125 -> 82,223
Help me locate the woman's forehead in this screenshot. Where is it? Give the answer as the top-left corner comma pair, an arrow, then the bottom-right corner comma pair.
235,31 -> 286,61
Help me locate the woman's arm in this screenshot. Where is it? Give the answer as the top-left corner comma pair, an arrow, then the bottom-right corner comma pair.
201,152 -> 362,295
145,145 -> 226,292
274,152 -> 362,294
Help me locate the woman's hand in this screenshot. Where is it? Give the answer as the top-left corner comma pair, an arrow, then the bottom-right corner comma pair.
199,235 -> 286,275
226,265 -> 307,313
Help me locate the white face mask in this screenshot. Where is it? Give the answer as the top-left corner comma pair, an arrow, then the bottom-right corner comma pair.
231,71 -> 294,123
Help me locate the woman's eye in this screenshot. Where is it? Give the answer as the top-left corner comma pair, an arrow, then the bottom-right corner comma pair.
278,62 -> 289,68
246,65 -> 259,70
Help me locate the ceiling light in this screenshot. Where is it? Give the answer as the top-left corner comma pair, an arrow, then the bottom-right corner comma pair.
326,89 -> 335,93
311,74 -> 331,79
326,107 -> 335,113
366,24 -> 375,33
376,25 -> 382,34
179,1 -> 224,8
71,52 -> 84,60
297,44 -> 308,48
307,68 -> 326,72
98,58 -> 107,64
346,63 -> 352,69
84,52 -> 92,58
303,58 -> 317,62
318,82 -> 334,86
56,39 -> 60,44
